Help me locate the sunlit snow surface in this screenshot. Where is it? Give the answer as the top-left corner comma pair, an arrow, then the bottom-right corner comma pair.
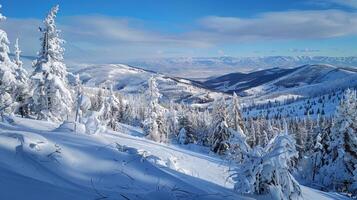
0,116 -> 352,200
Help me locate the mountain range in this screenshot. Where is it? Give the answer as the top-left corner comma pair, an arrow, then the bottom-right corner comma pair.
128,56 -> 357,78
202,64 -> 357,104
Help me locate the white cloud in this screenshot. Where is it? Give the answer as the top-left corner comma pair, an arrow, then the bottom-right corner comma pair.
327,0 -> 357,8
1,9 -> 357,64
197,10 -> 357,41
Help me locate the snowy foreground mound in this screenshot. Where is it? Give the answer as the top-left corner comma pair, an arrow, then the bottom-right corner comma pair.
0,117 -> 351,200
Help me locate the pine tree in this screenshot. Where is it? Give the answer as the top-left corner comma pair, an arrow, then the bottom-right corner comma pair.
319,89 -> 357,194
12,38 -> 30,117
210,97 -> 232,154
194,108 -> 212,145
74,83 -> 91,126
177,108 -> 195,144
295,117 -> 308,156
30,5 -> 74,122
178,127 -> 188,145
99,86 -> 121,131
247,118 -> 257,147
233,122 -> 302,200
143,77 -> 165,142
228,92 -> 245,134
0,5 -> 17,117
164,101 -> 178,141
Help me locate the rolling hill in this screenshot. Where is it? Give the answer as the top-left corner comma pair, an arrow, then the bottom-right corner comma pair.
76,64 -> 226,104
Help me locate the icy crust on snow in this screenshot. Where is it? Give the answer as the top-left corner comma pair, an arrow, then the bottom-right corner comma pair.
0,117 -> 352,200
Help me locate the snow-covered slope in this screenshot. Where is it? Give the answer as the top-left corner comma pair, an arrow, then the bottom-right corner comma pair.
203,67 -> 298,93
243,64 -> 357,99
0,117 -> 244,200
0,117 -> 351,200
76,64 -> 226,104
243,91 -> 343,119
204,64 -> 357,100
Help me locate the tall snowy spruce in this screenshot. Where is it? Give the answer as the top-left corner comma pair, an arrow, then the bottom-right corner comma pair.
210,97 -> 235,154
228,92 -> 245,133
233,122 -> 302,200
318,89 -> 357,194
177,107 -> 195,144
30,5 -> 74,122
99,86 -> 122,131
164,101 -> 178,141
0,5 -> 21,117
12,38 -> 30,117
143,77 -> 165,142
227,93 -> 250,161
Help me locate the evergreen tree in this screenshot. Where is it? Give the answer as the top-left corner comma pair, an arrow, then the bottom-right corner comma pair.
12,38 -> 30,117
177,127 -> 188,145
318,89 -> 357,194
177,108 -> 195,144
74,83 -> 91,127
210,97 -> 232,154
228,92 -> 245,133
233,122 -> 302,200
164,101 -> 178,141
0,5 -> 17,117
99,87 -> 121,131
30,5 -> 74,122
143,77 -> 165,142
247,118 -> 257,147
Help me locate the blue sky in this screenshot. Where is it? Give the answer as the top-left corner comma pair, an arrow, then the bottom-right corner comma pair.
1,0 -> 357,64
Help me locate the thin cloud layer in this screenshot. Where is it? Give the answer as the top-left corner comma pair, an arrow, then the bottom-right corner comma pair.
1,9 -> 357,64
329,0 -> 357,8
198,10 -> 357,41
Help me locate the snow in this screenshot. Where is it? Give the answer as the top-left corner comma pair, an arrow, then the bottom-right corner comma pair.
76,64 -> 227,104
0,116 -> 352,200
241,64 -> 357,101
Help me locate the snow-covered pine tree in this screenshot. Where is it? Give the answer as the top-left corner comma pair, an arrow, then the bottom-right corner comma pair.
308,117 -> 326,183
143,77 -> 165,142
261,129 -> 269,148
194,108 -> 212,145
99,86 -> 121,131
0,5 -> 18,117
266,119 -> 278,140
177,127 -> 187,145
228,92 -> 245,134
74,82 -> 91,126
254,117 -> 266,147
12,38 -> 30,117
210,97 -> 232,154
164,101 -> 178,141
90,89 -> 104,111
30,5 -> 74,122
233,121 -> 302,200
304,114 -> 316,154
294,117 -> 308,156
318,89 -> 357,194
247,118 -> 257,147
121,95 -> 136,125
177,107 -> 195,144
